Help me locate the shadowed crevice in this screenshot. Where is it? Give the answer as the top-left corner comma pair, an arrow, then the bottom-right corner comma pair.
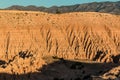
0,59 -> 120,80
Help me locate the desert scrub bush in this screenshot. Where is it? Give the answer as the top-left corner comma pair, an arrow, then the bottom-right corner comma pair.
19,50 -> 33,59
56,9 -> 61,14
36,13 -> 39,16
0,60 -> 7,68
25,12 -> 28,15
112,55 -> 120,63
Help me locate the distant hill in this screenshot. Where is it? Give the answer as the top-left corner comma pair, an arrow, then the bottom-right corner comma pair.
4,1 -> 120,14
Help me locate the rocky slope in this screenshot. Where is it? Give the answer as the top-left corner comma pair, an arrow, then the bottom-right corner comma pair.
0,11 -> 119,80
4,1 -> 120,14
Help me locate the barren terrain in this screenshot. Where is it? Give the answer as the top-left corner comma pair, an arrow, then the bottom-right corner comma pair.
0,10 -> 119,80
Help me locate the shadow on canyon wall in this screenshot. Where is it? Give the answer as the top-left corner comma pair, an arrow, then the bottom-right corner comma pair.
0,58 -> 120,80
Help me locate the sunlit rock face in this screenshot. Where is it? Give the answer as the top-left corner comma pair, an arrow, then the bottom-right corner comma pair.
0,11 -> 119,80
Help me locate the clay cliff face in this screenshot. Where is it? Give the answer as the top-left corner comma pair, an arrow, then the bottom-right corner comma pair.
0,11 -> 119,78
0,11 -> 119,62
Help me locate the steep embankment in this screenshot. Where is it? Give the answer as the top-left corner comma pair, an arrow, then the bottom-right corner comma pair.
0,11 -> 119,77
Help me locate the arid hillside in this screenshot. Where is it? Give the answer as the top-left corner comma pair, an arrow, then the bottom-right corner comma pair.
4,1 -> 120,14
0,10 -> 119,80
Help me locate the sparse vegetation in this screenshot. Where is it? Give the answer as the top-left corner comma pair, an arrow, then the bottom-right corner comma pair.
0,10 -> 119,80
19,50 -> 33,59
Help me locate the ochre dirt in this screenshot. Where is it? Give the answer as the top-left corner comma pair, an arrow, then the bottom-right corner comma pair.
0,10 -> 119,80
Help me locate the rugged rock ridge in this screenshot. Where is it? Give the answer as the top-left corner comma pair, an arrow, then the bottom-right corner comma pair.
4,1 -> 120,14
0,11 -> 119,63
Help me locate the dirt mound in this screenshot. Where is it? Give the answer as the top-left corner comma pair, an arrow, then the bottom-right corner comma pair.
0,10 -> 119,79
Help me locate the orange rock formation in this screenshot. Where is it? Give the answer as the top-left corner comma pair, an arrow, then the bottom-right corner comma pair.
0,10 -> 119,79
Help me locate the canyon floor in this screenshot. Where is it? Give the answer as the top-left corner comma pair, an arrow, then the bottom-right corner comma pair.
0,10 -> 119,80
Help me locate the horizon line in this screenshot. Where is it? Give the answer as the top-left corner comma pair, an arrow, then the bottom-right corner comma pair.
1,0 -> 119,9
